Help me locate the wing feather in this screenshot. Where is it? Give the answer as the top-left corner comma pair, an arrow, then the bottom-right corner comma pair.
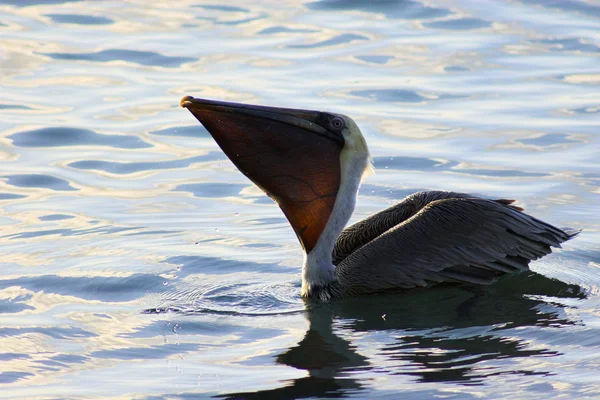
333,191 -> 476,265
334,197 -> 577,296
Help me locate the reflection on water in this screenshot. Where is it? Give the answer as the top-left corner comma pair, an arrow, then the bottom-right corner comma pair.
196,273 -> 587,399
0,0 -> 599,398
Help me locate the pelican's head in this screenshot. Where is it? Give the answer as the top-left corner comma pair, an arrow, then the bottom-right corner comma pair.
180,96 -> 371,258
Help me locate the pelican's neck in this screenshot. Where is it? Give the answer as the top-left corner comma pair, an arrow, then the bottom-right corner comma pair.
301,141 -> 371,299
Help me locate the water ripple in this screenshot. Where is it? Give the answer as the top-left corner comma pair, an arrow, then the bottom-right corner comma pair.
354,55 -> 393,65
45,14 -> 113,25
90,343 -> 202,360
2,174 -> 76,191
0,104 -> 31,110
0,274 -> 165,302
174,183 -> 248,198
258,26 -> 319,35
148,125 -> 210,138
8,127 -> 151,149
195,4 -> 249,13
2,225 -> 137,239
68,154 -> 219,175
194,4 -> 266,26
0,372 -> 34,384
424,17 -> 491,30
0,326 -> 96,339
306,0 -> 451,20
0,0 -> 83,5
39,49 -> 197,68
521,0 -> 600,17
287,33 -> 369,49
373,156 -> 458,171
0,193 -> 26,200
533,38 -> 600,53
38,214 -> 74,221
351,89 -> 465,103
518,133 -> 583,147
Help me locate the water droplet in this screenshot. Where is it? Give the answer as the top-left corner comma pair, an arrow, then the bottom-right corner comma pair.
163,281 -> 169,286
234,212 -> 239,216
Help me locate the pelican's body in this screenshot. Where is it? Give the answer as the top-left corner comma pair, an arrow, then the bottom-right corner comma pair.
181,96 -> 578,300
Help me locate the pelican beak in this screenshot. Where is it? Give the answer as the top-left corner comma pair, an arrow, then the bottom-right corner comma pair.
181,96 -> 345,253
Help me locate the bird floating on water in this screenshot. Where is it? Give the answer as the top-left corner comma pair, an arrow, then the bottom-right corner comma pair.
180,96 -> 578,300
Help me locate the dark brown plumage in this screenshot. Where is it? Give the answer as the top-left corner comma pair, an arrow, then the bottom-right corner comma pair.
323,191 -> 578,298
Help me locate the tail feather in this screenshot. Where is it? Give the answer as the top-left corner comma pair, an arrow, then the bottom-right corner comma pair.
561,227 -> 581,240
494,198 -> 579,244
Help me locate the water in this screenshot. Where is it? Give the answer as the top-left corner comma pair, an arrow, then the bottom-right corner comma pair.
1,0 -> 599,398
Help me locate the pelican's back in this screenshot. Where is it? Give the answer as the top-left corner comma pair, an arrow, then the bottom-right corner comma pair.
330,191 -> 577,297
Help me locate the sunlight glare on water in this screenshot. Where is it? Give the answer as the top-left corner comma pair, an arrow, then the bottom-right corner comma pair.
0,0 -> 599,398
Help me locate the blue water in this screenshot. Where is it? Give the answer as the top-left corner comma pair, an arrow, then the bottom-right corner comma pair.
0,0 -> 599,398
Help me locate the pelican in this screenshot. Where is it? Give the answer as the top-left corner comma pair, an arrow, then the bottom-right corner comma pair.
180,96 -> 578,300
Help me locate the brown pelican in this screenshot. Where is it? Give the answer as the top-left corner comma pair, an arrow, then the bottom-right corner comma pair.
180,96 -> 578,300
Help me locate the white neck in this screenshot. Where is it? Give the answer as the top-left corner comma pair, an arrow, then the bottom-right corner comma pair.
301,136 -> 371,298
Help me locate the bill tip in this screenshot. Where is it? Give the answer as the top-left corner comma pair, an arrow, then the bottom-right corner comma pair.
180,96 -> 194,108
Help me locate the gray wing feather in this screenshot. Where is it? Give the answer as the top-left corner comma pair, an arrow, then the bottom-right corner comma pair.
334,196 -> 577,297
333,191 -> 477,265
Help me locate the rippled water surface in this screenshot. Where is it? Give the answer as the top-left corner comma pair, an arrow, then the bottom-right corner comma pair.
1,0 -> 599,398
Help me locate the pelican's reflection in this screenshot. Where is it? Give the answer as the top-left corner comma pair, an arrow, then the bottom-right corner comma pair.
220,272 -> 584,399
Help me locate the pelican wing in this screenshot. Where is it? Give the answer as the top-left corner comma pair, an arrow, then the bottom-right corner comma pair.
333,191 -> 481,265
334,196 -> 577,296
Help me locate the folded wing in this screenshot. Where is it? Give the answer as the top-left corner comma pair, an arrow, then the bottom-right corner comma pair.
333,191 -> 476,265
334,194 -> 577,296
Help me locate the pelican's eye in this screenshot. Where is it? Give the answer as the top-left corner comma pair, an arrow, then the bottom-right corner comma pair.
331,117 -> 345,130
